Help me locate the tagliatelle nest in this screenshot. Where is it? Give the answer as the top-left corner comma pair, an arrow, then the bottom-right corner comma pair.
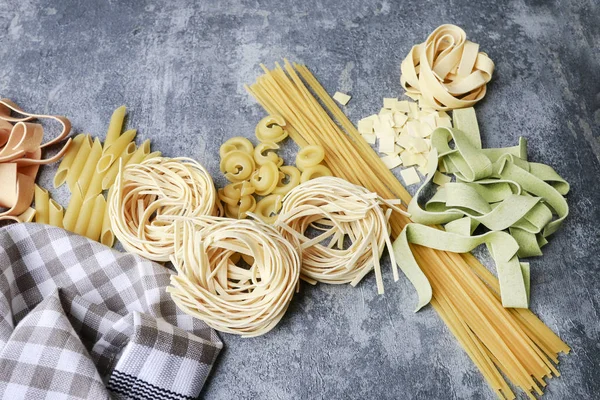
400,24 -> 494,110
108,157 -> 221,262
167,217 -> 301,337
275,176 -> 406,294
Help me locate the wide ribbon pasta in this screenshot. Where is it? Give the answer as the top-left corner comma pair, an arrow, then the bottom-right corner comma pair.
395,108 -> 569,309
400,24 -> 494,110
0,99 -> 72,222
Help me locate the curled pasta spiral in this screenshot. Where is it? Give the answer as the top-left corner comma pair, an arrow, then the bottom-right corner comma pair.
108,157 -> 220,261
276,177 -> 407,294
168,217 -> 301,337
400,24 -> 494,110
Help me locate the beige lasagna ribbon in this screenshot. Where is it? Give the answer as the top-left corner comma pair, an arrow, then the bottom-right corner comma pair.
0,99 -> 72,222
400,24 -> 494,110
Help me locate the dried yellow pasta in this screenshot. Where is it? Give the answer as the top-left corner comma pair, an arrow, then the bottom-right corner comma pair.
99,142 -> 136,192
53,133 -> 86,188
272,166 -> 301,196
34,184 -> 49,225
219,137 -> 254,158
254,194 -> 283,224
76,138 -> 103,196
100,186 -> 114,247
97,128 -> 136,173
108,157 -> 220,261
103,106 -> 126,149
168,217 -> 300,337
48,198 -> 64,229
400,24 -> 494,110
224,195 -> 256,219
73,195 -> 96,236
255,115 -> 287,143
66,135 -> 92,192
300,164 -> 332,183
275,177 -> 403,293
220,150 -> 255,182
85,194 -> 106,241
63,184 -> 84,231
295,144 -> 325,171
250,161 -> 279,196
254,142 -> 283,166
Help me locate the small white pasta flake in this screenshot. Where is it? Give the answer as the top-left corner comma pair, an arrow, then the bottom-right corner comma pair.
400,167 -> 421,185
333,91 -> 351,105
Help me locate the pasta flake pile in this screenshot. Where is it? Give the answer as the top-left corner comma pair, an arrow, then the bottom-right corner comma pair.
357,97 -> 452,185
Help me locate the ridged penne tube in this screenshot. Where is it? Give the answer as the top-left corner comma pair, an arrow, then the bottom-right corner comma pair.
73,195 -> 96,236
34,184 -> 49,224
48,199 -> 64,229
76,138 -> 103,196
85,194 -> 106,241
103,106 -> 126,149
63,184 -> 84,231
144,151 -> 161,161
127,139 -> 151,164
53,133 -> 86,188
100,186 -> 115,247
102,141 -> 148,190
97,128 -> 136,173
92,142 -> 135,195
66,135 -> 92,192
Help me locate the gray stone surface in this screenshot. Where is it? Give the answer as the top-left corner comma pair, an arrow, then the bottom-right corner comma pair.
1,0 -> 599,398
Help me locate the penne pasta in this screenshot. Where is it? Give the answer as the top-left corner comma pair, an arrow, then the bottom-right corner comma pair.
97,128 -> 136,173
100,186 -> 115,247
124,139 -> 151,165
85,194 -> 106,241
103,105 -> 126,149
63,184 -> 84,231
76,138 -> 103,196
73,195 -> 96,236
101,142 -> 136,191
144,151 -> 161,161
34,184 -> 49,224
66,135 -> 93,192
53,133 -> 86,188
48,198 -> 64,229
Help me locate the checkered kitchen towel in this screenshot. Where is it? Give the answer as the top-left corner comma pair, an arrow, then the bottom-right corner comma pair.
0,223 -> 222,399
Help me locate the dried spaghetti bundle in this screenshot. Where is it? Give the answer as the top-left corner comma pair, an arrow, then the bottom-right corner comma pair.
168,217 -> 300,337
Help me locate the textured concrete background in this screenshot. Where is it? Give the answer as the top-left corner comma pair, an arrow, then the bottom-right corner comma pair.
1,0 -> 599,399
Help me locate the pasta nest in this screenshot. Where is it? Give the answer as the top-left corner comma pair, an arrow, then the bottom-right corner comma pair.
400,24 -> 494,110
108,157 -> 220,261
275,177 -> 398,294
168,217 -> 301,337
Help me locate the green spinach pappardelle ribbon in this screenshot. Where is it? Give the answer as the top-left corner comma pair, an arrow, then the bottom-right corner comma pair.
393,108 -> 569,311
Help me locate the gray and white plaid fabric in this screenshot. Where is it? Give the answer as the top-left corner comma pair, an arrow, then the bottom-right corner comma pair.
0,223 -> 222,400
